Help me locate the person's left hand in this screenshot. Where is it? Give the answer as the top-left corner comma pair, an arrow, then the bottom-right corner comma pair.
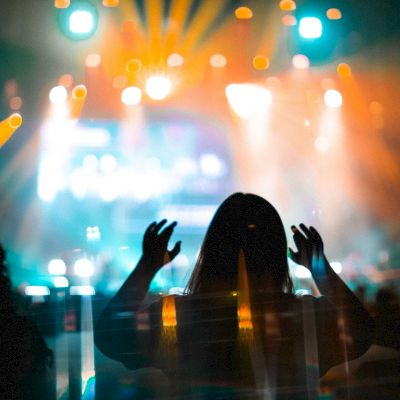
142,219 -> 181,274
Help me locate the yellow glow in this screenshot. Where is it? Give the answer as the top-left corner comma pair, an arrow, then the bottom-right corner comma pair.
253,55 -> 270,70
337,63 -> 352,78
327,8 -> 342,20
70,85 -> 87,119
279,0 -> 296,11
125,58 -> 142,73
145,0 -> 163,64
235,7 -> 253,19
103,0 -> 119,6
162,295 -> 177,327
282,14 -> 297,26
72,84 -> 87,100
0,113 -> 23,148
54,0 -> 70,8
237,249 -> 253,331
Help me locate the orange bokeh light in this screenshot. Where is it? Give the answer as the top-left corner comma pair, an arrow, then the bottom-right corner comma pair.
102,0 -> 119,7
281,14 -> 297,26
58,74 -> 73,88
125,59 -> 142,73
235,6 -> 253,20
253,55 -> 270,70
8,113 -> 23,129
337,63 -> 352,78
327,8 -> 342,20
54,0 -> 70,8
9,96 -> 22,111
72,84 -> 87,100
279,0 -> 296,12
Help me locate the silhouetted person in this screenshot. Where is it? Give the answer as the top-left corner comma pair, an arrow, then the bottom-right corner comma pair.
95,193 -> 373,399
0,244 -> 53,400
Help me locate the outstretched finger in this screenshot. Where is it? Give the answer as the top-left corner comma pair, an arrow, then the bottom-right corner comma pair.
291,225 -> 307,250
160,221 -> 178,241
144,221 -> 157,236
288,247 -> 299,263
168,241 -> 182,262
299,223 -> 311,239
154,219 -> 168,234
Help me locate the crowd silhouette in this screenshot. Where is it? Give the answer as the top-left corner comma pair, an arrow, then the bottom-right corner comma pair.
1,193 -> 399,399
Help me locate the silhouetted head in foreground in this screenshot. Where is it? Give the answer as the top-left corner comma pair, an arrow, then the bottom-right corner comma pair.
187,193 -> 293,295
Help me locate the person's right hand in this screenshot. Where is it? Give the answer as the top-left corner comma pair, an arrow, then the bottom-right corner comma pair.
288,224 -> 325,273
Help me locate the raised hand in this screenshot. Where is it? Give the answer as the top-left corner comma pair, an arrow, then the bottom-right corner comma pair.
288,224 -> 324,274
142,219 -> 181,274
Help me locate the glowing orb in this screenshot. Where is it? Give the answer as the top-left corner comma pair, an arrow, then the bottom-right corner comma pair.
69,10 -> 94,34
121,86 -> 142,105
48,259 -> 67,275
292,54 -> 310,69
54,276 -> 69,288
55,0 -> 70,8
253,55 -> 270,70
102,0 -> 119,6
145,76 -> 172,100
282,15 -> 297,26
279,0 -> 296,11
49,85 -> 68,104
9,96 -> 22,111
8,113 -> 23,129
324,89 -> 342,108
74,258 -> 95,277
125,58 -> 142,73
299,17 -> 323,39
327,8 -> 342,20
167,53 -> 184,67
85,53 -> 101,68
72,84 -> 87,100
210,54 -> 227,68
235,7 -> 253,19
337,63 -> 352,78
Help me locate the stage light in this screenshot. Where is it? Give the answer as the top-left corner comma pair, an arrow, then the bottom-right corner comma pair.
167,53 -> 184,67
298,17 -> 323,39
327,8 -> 342,20
9,96 -> 23,111
74,258 -> 94,277
324,89 -> 342,108
58,74 -> 74,87
337,63 -> 352,78
200,153 -> 225,177
25,286 -> 50,296
121,86 -> 142,105
72,84 -> 87,100
0,113 -> 23,148
279,0 -> 296,11
48,259 -> 67,275
292,54 -> 310,69
253,55 -> 270,70
54,276 -> 69,288
225,84 -> 272,119
294,266 -> 311,279
70,285 -> 95,296
102,0 -> 119,7
235,7 -> 253,19
85,53 -> 101,68
210,54 -> 227,68
69,10 -> 94,34
145,76 -> 172,100
49,85 -> 68,104
330,262 -> 342,274
55,0 -> 70,8
125,58 -> 142,73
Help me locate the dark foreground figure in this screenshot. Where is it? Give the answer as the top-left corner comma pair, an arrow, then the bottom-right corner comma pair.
95,193 -> 374,399
0,245 -> 53,400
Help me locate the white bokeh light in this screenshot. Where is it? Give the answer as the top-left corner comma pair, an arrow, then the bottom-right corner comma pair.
299,17 -> 323,39
69,11 -> 94,34
145,76 -> 172,100
324,89 -> 343,108
74,258 -> 95,277
48,259 -> 67,275
121,86 -> 142,105
49,86 -> 68,104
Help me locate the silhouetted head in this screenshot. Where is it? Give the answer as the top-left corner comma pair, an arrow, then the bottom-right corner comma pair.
186,193 -> 293,295
0,243 -> 15,319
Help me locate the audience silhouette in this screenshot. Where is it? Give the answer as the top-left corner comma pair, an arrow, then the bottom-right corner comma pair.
94,193 -> 374,399
0,244 -> 53,400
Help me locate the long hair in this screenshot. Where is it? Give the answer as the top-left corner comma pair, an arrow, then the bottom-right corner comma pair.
186,193 -> 293,295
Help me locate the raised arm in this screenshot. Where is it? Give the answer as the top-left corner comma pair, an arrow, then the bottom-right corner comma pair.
289,224 -> 374,359
94,219 -> 181,364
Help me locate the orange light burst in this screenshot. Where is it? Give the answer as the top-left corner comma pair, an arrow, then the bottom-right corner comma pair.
235,7 -> 253,20
279,0 -> 296,12
253,55 -> 270,70
327,8 -> 342,20
162,295 -> 177,328
0,113 -> 23,148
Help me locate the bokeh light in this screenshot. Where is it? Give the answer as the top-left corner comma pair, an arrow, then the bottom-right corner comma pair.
58,74 -> 74,87
72,84 -> 87,100
327,8 -> 342,20
48,259 -> 67,275
292,54 -> 310,69
85,53 -> 101,68
279,0 -> 296,11
54,0 -> 70,8
235,7 -> 253,19
121,86 -> 142,105
282,15 -> 297,26
167,53 -> 184,67
210,54 -> 227,68
337,63 -> 352,78
8,113 -> 23,129
253,55 -> 270,70
314,136 -> 330,152
9,96 -> 22,111
49,85 -> 68,104
102,0 -> 119,7
54,276 -> 69,288
299,17 -> 323,39
125,58 -> 142,73
69,11 -> 94,34
324,89 -> 343,108
145,76 -> 172,100
74,258 -> 95,277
